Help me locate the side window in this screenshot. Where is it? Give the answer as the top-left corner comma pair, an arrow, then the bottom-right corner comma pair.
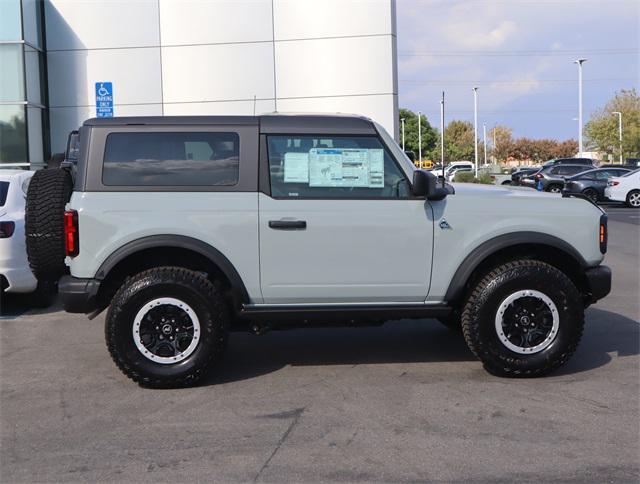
550,167 -> 563,175
595,170 -> 612,180
102,132 -> 239,186
266,135 -> 410,199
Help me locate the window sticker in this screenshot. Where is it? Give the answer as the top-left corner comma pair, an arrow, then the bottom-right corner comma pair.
283,152 -> 309,183
308,148 -> 384,188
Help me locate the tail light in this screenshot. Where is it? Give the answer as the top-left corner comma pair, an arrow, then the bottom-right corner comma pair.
64,210 -> 79,256
599,214 -> 608,254
0,221 -> 15,238
535,173 -> 543,179
608,180 -> 619,186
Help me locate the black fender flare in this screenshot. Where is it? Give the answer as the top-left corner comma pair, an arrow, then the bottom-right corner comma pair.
444,232 -> 588,303
95,234 -> 250,303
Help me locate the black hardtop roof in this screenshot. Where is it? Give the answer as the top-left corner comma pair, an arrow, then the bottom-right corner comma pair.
82,114 -> 377,134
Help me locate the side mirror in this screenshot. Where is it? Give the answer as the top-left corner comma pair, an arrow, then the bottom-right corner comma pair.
412,170 -> 449,200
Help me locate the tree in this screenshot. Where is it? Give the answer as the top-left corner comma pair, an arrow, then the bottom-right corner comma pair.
506,138 -> 578,162
398,108 -> 438,160
585,88 -> 640,160
443,120 -> 475,161
487,125 -> 513,162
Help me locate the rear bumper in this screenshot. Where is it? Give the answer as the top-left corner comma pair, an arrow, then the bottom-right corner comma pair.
0,267 -> 38,293
584,265 -> 611,304
58,275 -> 101,313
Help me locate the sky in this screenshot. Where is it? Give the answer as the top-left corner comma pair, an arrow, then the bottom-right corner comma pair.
396,0 -> 639,141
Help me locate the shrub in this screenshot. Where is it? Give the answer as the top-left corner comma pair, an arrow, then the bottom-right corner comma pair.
453,171 -> 494,184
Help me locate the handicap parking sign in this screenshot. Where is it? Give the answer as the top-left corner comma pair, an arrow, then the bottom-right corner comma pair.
95,82 -> 113,117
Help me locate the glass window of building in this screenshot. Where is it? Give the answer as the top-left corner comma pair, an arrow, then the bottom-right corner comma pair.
0,0 -> 48,168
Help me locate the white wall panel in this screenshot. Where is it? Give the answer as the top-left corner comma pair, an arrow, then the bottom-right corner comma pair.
162,43 -> 275,103
159,0 -> 272,46
273,0 -> 394,40
47,48 -> 162,107
275,36 -> 395,99
164,99 -> 276,116
276,94 -> 397,137
45,0 -> 159,51
49,104 -> 163,153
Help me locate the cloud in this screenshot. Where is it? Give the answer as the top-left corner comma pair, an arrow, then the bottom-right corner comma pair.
442,19 -> 518,49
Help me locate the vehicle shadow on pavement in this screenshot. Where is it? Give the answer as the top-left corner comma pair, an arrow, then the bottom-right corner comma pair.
0,294 -> 62,318
203,308 -> 639,386
554,307 -> 639,377
203,320 -> 476,386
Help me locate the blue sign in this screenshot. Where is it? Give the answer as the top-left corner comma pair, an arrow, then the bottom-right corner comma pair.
95,82 -> 113,117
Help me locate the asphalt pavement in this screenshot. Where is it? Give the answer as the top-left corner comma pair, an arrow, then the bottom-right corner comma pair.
1,208 -> 638,483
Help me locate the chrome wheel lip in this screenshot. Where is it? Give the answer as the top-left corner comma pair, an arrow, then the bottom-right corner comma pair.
132,297 -> 200,364
494,290 -> 559,355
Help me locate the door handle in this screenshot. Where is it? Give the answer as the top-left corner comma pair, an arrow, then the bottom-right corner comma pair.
268,220 -> 307,230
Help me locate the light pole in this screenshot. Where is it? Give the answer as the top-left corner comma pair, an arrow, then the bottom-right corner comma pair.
493,123 -> 497,163
483,123 -> 487,166
417,111 -> 422,163
612,111 -> 623,164
440,92 -> 445,180
473,87 -> 479,177
574,58 -> 587,157
401,118 -> 405,151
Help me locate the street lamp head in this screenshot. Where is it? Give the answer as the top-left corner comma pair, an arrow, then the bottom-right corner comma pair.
574,58 -> 587,65
472,86 -> 478,92
612,111 -> 621,115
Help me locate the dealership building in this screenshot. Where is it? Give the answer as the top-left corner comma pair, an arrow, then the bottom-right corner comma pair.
1,0 -> 398,169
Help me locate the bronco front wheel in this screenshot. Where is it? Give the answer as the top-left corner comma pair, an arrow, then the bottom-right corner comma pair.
105,267 -> 229,388
461,259 -> 584,377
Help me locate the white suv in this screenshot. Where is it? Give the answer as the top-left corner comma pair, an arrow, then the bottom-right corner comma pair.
0,170 -> 38,294
25,115 -> 611,387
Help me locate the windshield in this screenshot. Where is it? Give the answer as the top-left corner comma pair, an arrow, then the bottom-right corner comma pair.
374,121 -> 416,177
623,168 -> 640,177
0,181 -> 9,207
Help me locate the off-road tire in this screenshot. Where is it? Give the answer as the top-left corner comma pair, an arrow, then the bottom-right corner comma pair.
25,169 -> 73,280
105,267 -> 229,388
626,189 -> 640,208
461,259 -> 584,377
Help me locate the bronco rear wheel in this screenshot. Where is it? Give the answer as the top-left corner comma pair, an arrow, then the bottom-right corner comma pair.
105,267 -> 229,388
461,259 -> 584,377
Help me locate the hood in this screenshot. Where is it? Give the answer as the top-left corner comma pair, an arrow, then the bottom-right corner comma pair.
451,182 -> 559,200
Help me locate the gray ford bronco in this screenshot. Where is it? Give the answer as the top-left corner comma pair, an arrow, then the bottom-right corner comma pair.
25,114 -> 611,387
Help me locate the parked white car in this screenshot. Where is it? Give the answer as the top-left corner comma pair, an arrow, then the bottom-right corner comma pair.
605,168 -> 640,208
431,161 -> 475,181
0,170 -> 52,304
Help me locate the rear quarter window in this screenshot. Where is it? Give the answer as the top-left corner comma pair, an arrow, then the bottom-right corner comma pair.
102,132 -> 239,186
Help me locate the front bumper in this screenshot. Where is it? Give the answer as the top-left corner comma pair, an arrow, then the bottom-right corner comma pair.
58,275 -> 101,313
584,265 -> 611,303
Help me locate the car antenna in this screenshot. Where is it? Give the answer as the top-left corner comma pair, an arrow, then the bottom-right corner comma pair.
440,91 -> 446,187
